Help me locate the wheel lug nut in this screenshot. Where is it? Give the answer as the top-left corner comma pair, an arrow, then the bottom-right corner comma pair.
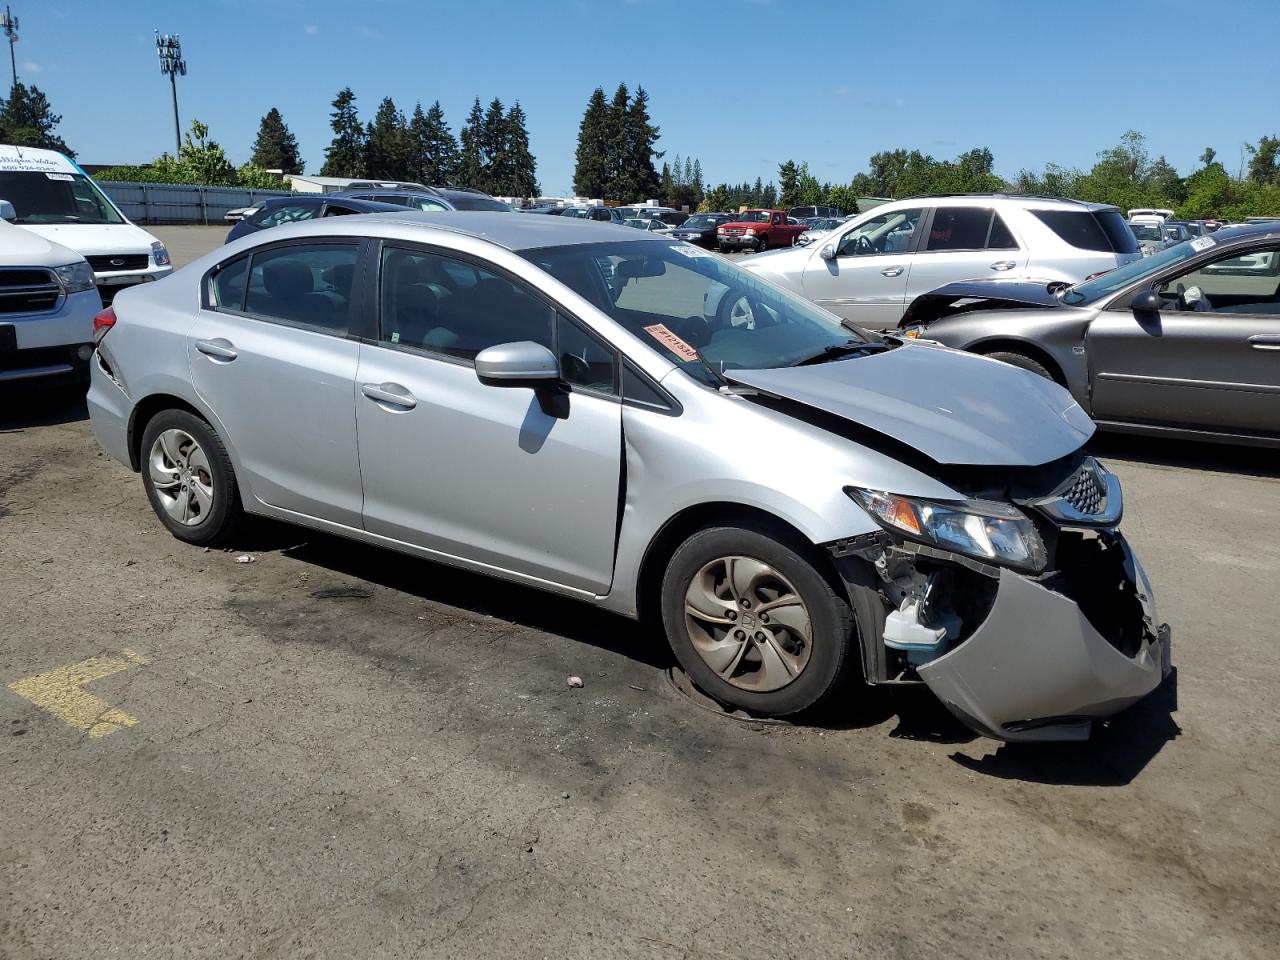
760,614 -> 769,623
754,632 -> 765,641
740,599 -> 750,608
734,630 -> 745,640
727,611 -> 737,620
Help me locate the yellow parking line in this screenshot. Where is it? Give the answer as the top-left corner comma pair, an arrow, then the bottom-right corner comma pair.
8,648 -> 148,738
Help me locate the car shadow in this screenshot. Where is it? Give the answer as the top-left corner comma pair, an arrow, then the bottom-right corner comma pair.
1090,432 -> 1280,480
948,669 -> 1180,786
0,387 -> 89,430
238,521 -> 676,671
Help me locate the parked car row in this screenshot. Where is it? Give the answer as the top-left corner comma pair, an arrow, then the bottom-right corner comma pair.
85,211 -> 1170,743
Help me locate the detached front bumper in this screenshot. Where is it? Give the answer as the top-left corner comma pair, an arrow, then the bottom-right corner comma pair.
917,535 -> 1170,742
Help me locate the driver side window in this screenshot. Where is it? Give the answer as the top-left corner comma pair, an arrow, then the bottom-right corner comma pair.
1158,246 -> 1280,315
836,208 -> 923,257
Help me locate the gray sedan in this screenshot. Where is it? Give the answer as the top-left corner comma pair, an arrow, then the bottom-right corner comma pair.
86,213 -> 1169,740
897,222 -> 1280,448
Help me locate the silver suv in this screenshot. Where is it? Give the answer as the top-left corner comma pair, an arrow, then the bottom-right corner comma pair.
742,194 -> 1143,326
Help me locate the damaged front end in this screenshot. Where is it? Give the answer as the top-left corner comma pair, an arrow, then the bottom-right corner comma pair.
830,456 -> 1172,742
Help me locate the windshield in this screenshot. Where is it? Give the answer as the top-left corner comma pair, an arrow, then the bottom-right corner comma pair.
449,196 -> 512,212
681,216 -> 718,230
523,240 -> 876,383
1129,223 -> 1163,241
0,171 -> 125,225
735,211 -> 771,223
1062,240 -> 1210,304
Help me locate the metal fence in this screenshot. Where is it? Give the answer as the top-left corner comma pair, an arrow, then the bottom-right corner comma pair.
97,181 -> 294,225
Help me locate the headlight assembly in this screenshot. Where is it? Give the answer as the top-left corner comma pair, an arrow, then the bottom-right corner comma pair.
151,241 -> 171,267
847,487 -> 1047,573
53,261 -> 96,293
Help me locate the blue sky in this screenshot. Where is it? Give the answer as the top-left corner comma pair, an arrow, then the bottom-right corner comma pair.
22,0 -> 1280,194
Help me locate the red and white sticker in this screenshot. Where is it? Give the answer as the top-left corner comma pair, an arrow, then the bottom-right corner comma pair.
643,323 -> 699,361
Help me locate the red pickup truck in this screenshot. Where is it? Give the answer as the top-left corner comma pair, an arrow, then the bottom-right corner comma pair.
716,210 -> 808,253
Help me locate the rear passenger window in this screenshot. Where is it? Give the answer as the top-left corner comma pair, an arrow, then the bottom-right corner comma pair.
379,246 -> 553,360
250,203 -> 317,228
244,244 -> 359,335
210,257 -> 248,310
987,213 -> 1018,249
927,208 -> 994,251
1032,210 -> 1129,253
557,314 -> 616,394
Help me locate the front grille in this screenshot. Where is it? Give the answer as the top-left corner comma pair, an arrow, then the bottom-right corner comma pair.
0,267 -> 61,314
723,227 -> 744,235
86,253 -> 149,272
1063,466 -> 1104,515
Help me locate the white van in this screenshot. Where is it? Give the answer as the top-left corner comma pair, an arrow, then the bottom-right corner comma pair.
0,145 -> 172,300
0,213 -> 102,389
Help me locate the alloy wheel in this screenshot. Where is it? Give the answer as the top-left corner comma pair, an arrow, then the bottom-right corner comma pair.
683,555 -> 813,692
148,428 -> 214,526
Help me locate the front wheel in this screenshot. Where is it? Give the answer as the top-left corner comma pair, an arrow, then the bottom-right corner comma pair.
984,350 -> 1054,382
660,522 -> 856,717
755,236 -> 769,253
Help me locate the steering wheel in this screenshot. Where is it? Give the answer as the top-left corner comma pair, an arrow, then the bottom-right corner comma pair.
854,234 -> 874,255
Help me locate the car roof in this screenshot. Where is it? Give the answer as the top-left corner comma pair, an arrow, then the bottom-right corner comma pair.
259,195 -> 401,212
318,210 -> 668,250
895,193 -> 1119,212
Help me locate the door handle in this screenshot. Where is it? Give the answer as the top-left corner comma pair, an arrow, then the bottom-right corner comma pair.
880,266 -> 904,277
1248,334 -> 1280,351
989,260 -> 1017,271
195,338 -> 238,361
360,382 -> 417,409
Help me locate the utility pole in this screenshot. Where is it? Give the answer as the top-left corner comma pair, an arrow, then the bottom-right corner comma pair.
155,32 -> 186,156
0,6 -> 18,92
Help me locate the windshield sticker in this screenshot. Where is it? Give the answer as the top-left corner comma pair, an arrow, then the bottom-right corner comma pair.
643,323 -> 700,361
1189,235 -> 1216,252
45,172 -> 74,181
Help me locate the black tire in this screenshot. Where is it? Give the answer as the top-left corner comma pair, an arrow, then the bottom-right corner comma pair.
660,521 -> 855,717
984,350 -> 1054,382
718,244 -> 730,254
755,236 -> 769,253
139,408 -> 243,546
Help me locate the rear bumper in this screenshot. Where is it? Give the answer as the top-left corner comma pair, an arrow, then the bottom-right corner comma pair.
86,351 -> 135,467
917,536 -> 1169,742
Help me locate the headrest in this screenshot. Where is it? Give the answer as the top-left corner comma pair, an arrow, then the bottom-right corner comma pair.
263,260 -> 314,299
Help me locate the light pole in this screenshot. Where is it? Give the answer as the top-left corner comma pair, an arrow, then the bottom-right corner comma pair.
155,32 -> 186,156
0,6 -> 18,92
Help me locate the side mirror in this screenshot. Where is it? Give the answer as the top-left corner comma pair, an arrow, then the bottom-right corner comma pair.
820,243 -> 837,261
1131,289 -> 1161,315
474,341 -> 561,387
0,199 -> 15,222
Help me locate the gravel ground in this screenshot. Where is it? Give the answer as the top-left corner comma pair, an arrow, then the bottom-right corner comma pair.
1,226 -> 1277,959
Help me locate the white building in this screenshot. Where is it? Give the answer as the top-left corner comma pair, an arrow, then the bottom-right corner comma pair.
285,175 -> 428,195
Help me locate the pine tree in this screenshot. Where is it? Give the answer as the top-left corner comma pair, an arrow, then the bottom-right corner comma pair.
409,101 -> 459,186
0,82 -> 72,155
778,159 -> 800,208
751,176 -> 764,207
604,83 -> 631,198
364,96 -> 409,180
320,87 -> 365,177
659,162 -> 674,206
691,158 -> 703,202
480,97 -> 507,194
683,157 -> 695,191
458,98 -> 486,190
625,86 -> 662,201
249,107 -> 303,174
573,87 -> 610,198
503,103 -> 539,198
671,154 -> 684,188
762,181 -> 778,208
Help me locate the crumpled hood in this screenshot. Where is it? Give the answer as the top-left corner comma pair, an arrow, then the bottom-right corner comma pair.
724,341 -> 1094,466
18,222 -> 159,258
898,279 -> 1066,327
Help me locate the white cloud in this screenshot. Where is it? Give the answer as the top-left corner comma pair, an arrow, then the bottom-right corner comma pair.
359,27 -> 384,40
304,24 -> 318,35
21,61 -> 40,73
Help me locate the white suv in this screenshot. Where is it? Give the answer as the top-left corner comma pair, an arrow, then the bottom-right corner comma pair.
741,195 -> 1142,326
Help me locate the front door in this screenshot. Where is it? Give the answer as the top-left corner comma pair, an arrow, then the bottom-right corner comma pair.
188,240 -> 365,527
1088,242 -> 1280,434
801,206 -> 923,325
354,243 -> 623,594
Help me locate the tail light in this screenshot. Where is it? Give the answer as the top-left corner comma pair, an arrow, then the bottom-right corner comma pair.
93,306 -> 117,344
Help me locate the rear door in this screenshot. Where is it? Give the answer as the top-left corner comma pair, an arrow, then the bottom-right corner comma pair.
1087,242 -> 1280,434
903,206 -> 1028,307
354,242 -> 623,593
189,239 -> 367,526
800,206 -> 924,325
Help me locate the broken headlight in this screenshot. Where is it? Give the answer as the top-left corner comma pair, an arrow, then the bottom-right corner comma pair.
846,488 -> 1047,573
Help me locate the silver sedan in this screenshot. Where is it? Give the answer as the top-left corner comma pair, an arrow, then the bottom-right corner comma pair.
87,213 -> 1169,740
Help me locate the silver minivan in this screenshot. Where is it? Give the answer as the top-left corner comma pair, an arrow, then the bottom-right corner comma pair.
741,195 -> 1142,327
87,213 -> 1170,742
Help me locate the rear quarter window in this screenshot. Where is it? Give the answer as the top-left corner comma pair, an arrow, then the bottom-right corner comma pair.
1032,209 -> 1138,254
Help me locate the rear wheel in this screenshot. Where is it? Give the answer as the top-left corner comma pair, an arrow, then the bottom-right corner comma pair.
984,350 -> 1054,382
140,409 -> 243,546
660,522 -> 855,717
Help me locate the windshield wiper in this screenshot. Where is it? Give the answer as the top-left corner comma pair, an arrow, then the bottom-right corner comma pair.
789,339 -> 889,366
